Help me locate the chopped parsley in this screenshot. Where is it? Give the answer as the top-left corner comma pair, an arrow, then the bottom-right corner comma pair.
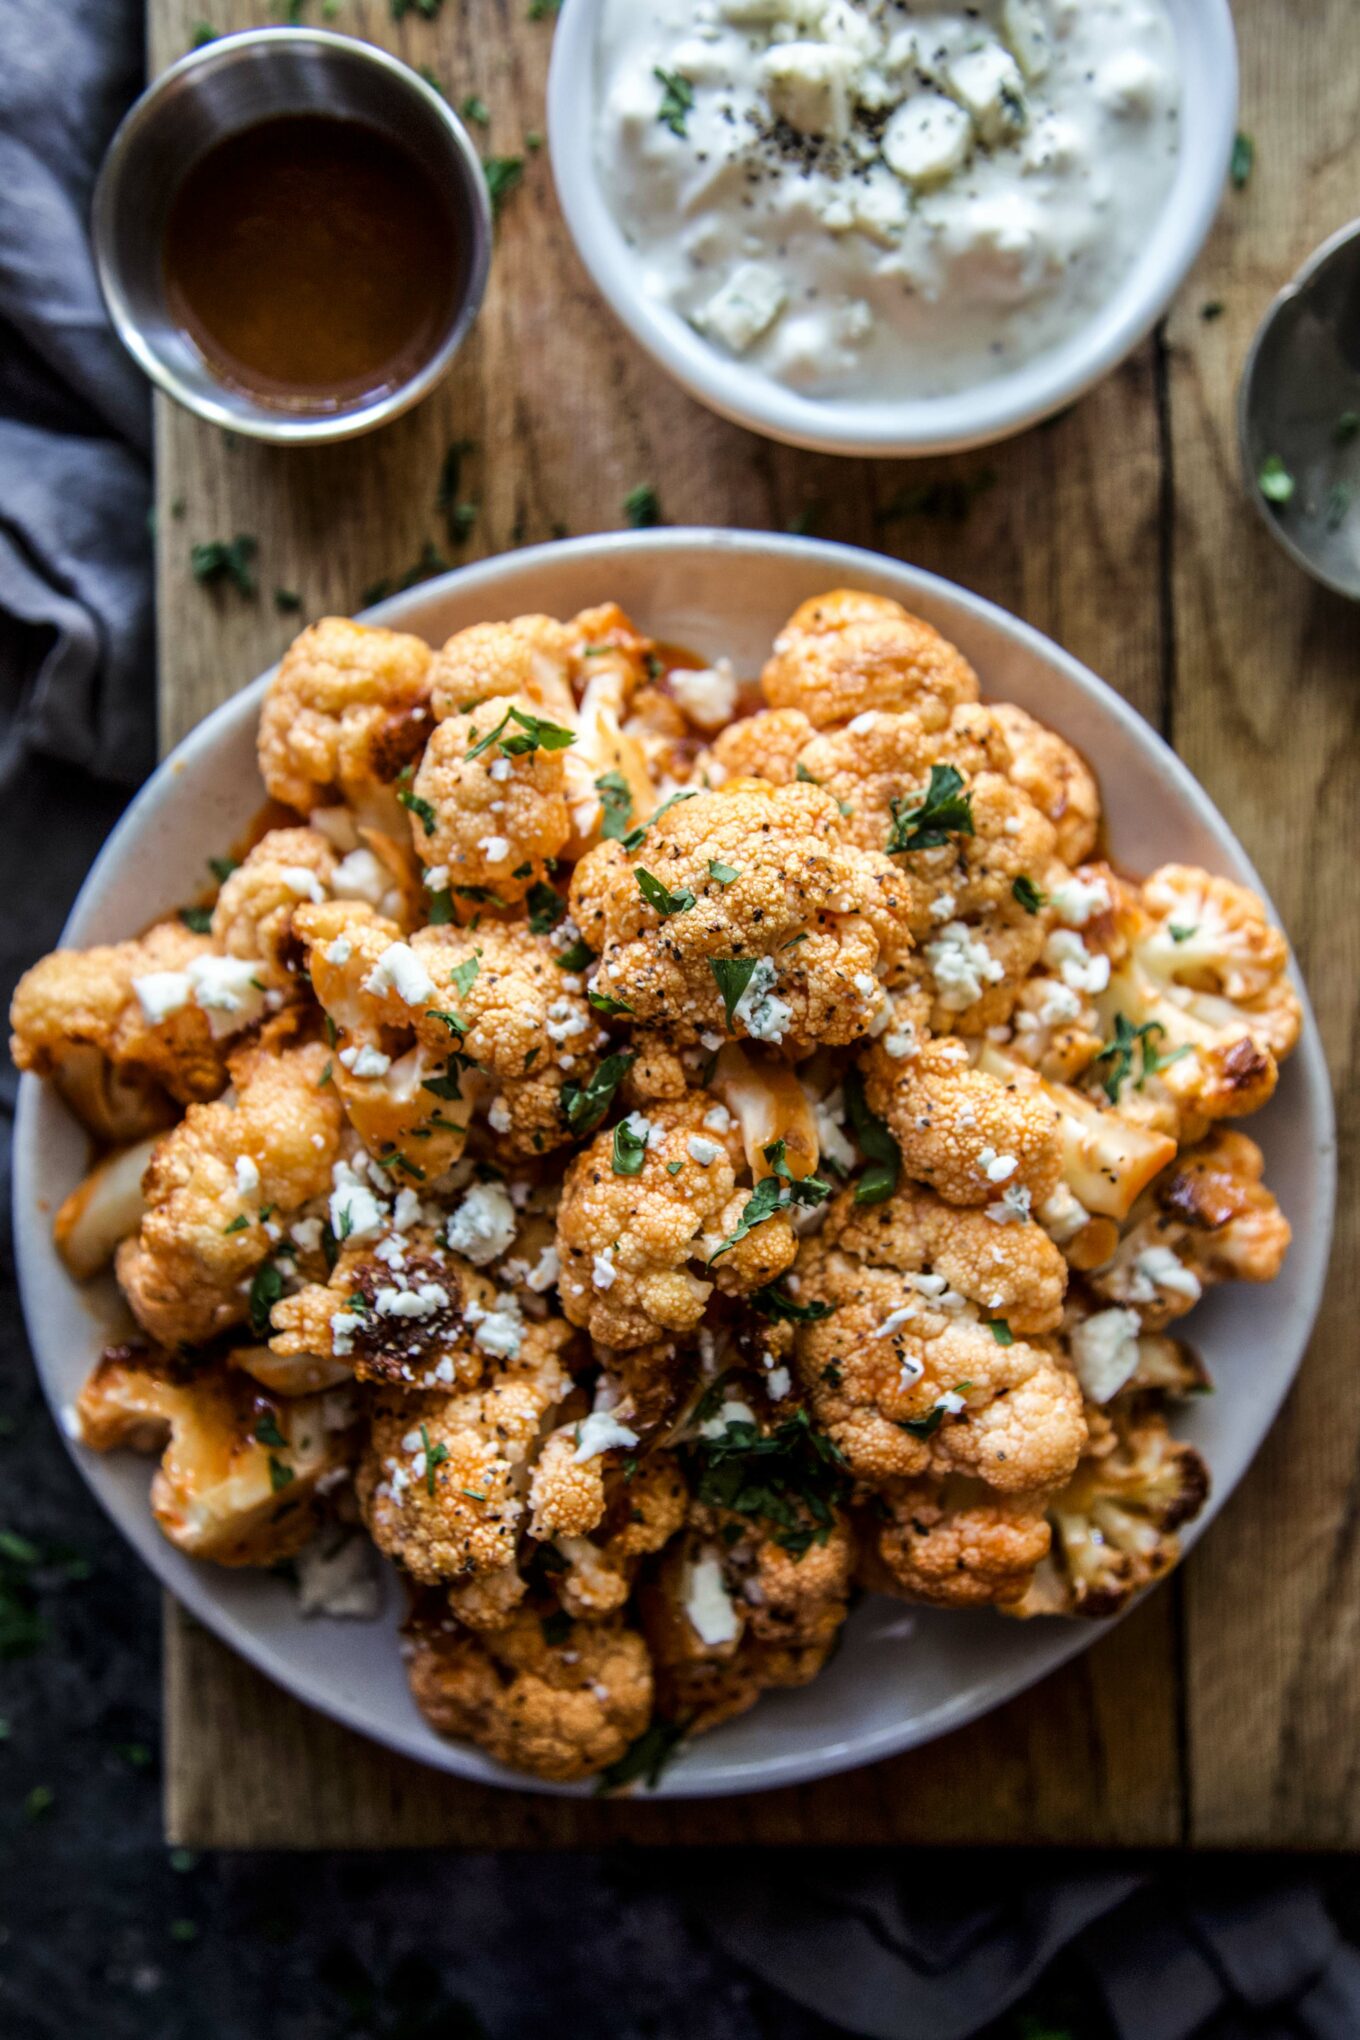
482,155 -> 524,217
253,1412 -> 287,1449
843,1068 -> 901,1207
623,483 -> 662,529
248,1263 -> 284,1338
398,786 -> 437,835
541,1609 -> 572,1647
687,1401 -> 850,1557
596,1719 -> 687,1793
561,1050 -> 636,1132
449,954 -> 481,1000
635,868 -> 695,917
620,787 -> 696,851
749,1284 -> 835,1324
208,855 -> 238,884
1168,923 -> 1197,943
1230,130 -> 1254,189
595,769 -> 634,841
419,1423 -> 450,1496
886,764 -> 974,855
466,703 -> 575,761
875,470 -> 995,525
555,936 -> 595,971
190,534 -> 257,596
1093,1013 -> 1191,1102
708,859 -> 739,885
612,1117 -> 649,1177
528,0 -> 563,16
272,587 -> 302,613
180,906 -> 213,934
589,988 -> 633,1016
222,1214 -> 250,1236
267,1455 -> 294,1493
708,1140 -> 828,1263
436,438 -> 478,544
527,882 -> 566,934
986,1320 -> 1014,1347
1012,875 -> 1046,915
795,762 -> 820,785
1258,455 -> 1294,506
653,67 -> 694,139
461,94 -> 490,126
709,955 -> 759,1028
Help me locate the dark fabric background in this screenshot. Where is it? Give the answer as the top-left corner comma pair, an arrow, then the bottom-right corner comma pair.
1,5 -> 1356,2038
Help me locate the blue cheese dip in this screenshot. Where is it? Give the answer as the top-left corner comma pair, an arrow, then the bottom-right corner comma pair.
595,0 -> 1181,400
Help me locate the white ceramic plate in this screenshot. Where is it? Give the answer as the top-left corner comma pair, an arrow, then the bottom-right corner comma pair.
13,531 -> 1335,1798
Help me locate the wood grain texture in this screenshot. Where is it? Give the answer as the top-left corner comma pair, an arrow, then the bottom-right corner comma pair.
148,0 -> 1343,1849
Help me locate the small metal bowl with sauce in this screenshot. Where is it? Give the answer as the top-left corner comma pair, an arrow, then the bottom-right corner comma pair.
93,29 -> 492,444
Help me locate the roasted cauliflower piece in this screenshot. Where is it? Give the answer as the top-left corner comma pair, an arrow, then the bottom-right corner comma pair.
408,692 -> 573,904
1009,1406 -> 1209,1618
426,613 -> 578,724
570,779 -> 911,1052
792,1220 -> 1085,1490
864,1033 -> 1065,1213
709,707 -> 817,787
210,826 -> 338,988
859,1475 -> 1053,1609
972,1041 -> 1177,1225
1085,1127 -> 1290,1330
357,1329 -> 571,1585
115,1031 -> 345,1349
989,702 -> 1100,867
761,590 -> 979,732
76,1344 -> 353,1565
11,920 -> 234,1140
531,1447 -> 688,1620
53,1135 -> 159,1281
257,617 -> 434,818
1092,865 -> 1300,1141
404,1604 -> 653,1782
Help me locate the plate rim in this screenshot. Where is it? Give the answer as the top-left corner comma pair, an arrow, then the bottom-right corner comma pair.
13,528 -> 1337,1799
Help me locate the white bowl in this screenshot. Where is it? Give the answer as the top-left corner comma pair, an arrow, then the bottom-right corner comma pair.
14,531 -> 1333,1798
548,1 -> 1238,457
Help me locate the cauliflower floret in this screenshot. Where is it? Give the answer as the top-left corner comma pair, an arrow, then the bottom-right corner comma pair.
533,1449 -> 688,1619
257,618 -> 433,818
864,1033 -> 1064,1211
819,1178 -> 1069,1334
76,1344 -> 353,1565
989,701 -> 1100,866
115,1030 -> 344,1348
403,1605 -> 652,1782
293,901 -> 470,1179
555,1092 -> 799,1349
11,921 -> 231,1140
210,827 -> 338,987
859,1475 -> 1053,1609
973,1041 -> 1178,1223
408,693 -> 573,904
426,613 -> 578,723
53,1135 -> 159,1281
791,702 -> 1017,864
1008,1406 -> 1209,1617
1087,1127 -> 1290,1330
357,1334 -> 571,1584
1092,866 -> 1300,1141
409,921 -> 602,1155
709,707 -> 817,786
570,780 -> 913,1051
761,590 -> 980,732
792,1231 -> 1085,1488
639,1507 -> 852,1734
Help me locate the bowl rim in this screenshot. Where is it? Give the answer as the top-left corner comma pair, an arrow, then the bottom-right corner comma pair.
91,26 -> 493,447
13,528 -> 1336,1798
547,0 -> 1239,457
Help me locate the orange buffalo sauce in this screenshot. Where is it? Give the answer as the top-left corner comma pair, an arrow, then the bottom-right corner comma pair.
163,114 -> 461,412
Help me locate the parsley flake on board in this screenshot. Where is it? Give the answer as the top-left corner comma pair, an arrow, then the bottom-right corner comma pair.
561,1051 -> 636,1132
190,534 -> 257,596
635,868 -> 695,917
843,1068 -> 901,1207
886,764 -> 974,854
1258,455 -> 1294,506
653,67 -> 694,138
623,483 -> 662,529
709,955 -> 759,1028
1230,130 -> 1254,188
612,1117 -> 649,1177
482,156 -> 524,215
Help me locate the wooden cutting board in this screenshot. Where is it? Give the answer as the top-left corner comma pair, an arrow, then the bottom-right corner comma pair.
149,0 -> 1358,1849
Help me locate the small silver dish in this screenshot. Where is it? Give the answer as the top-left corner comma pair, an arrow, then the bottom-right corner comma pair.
1239,217 -> 1360,601
92,28 -> 492,445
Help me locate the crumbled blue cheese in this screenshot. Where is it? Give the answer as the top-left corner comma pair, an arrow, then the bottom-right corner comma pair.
132,970 -> 191,1025
329,1166 -> 387,1245
986,1183 -> 1033,1225
572,1410 -> 640,1463
280,865 -> 327,903
1070,1305 -> 1141,1402
698,262 -> 788,354
1050,874 -> 1111,928
591,1248 -> 618,1290
731,956 -> 793,1043
669,657 -> 740,731
183,954 -> 268,1037
234,1154 -> 261,1196
977,1145 -> 1018,1184
340,1043 -> 392,1078
925,922 -> 1006,1011
1132,1244 -> 1202,1303
1043,928 -> 1110,995
477,833 -> 511,863
699,1396 -> 755,1440
687,1135 -> 722,1166
443,1180 -> 517,1265
682,1553 -> 741,1646
332,847 -> 389,909
363,942 -> 435,1006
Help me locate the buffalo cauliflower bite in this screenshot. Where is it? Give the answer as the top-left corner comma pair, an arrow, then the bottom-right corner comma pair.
10,921 -> 233,1140
792,1227 -> 1086,1489
409,693 -> 572,904
860,1475 -> 1053,1608
988,702 -> 1100,866
570,780 -> 912,1051
293,900 -> 470,1179
115,1032 -> 344,1349
864,1033 -> 1065,1213
1086,1127 -> 1290,1330
403,1604 -> 653,1782
257,618 -> 434,818
709,707 -> 817,786
426,614 -> 578,724
1009,1405 -> 1209,1618
76,1344 -> 353,1565
210,827 -> 338,987
556,1091 -> 800,1349
409,920 -> 603,1155
1091,866 -> 1300,1141
761,590 -> 980,732
357,1333 -> 571,1585
531,1446 -> 688,1619
972,1041 -> 1177,1225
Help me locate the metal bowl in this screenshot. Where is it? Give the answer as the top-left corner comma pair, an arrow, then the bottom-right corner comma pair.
92,29 -> 492,445
1239,218 -> 1360,601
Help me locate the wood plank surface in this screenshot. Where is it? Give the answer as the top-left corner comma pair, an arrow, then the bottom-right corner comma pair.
146,0 -> 1352,1848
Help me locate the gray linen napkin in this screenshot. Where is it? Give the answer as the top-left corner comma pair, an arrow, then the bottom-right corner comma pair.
1,4 -> 1356,2037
